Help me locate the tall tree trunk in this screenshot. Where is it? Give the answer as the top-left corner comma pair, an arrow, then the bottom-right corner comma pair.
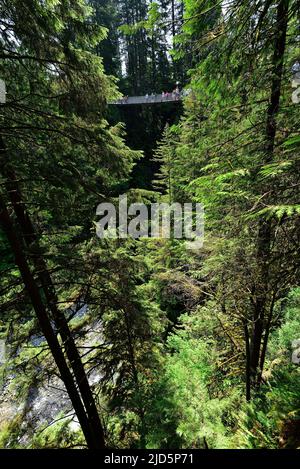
249,0 -> 289,388
258,296 -> 276,384
171,0 -> 176,38
244,322 -> 251,401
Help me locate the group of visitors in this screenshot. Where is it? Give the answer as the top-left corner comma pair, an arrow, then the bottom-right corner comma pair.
162,86 -> 181,101
144,86 -> 181,102
145,93 -> 155,101
114,85 -> 188,105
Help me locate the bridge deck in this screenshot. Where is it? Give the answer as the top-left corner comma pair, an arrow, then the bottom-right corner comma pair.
109,94 -> 182,105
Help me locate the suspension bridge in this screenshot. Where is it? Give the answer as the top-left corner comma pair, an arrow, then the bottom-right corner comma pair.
109,92 -> 185,106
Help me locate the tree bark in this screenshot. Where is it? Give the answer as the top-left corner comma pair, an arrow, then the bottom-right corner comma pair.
244,322 -> 251,401
171,0 -> 176,38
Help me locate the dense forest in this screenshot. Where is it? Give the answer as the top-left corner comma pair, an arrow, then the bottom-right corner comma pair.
0,0 -> 300,450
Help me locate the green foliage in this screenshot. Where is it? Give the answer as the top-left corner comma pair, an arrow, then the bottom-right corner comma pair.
144,311 -> 240,448
153,124 -> 180,201
30,414 -> 84,449
236,289 -> 300,449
